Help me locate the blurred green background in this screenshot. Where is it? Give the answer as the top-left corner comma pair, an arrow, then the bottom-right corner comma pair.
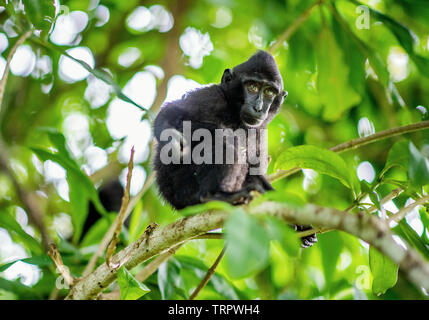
0,0 -> 429,300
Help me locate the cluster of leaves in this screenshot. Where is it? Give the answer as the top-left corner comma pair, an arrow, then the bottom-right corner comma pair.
0,0 -> 429,300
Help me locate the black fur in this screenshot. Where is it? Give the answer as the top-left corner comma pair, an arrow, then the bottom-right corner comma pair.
152,51 -> 316,247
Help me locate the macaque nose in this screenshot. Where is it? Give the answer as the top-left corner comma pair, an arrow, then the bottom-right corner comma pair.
253,99 -> 263,112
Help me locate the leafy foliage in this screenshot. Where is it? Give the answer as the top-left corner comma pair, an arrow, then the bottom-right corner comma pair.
369,245 -> 398,296
1,0 -> 429,301
117,266 -> 150,300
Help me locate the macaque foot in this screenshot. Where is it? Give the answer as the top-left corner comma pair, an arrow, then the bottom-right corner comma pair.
295,225 -> 317,248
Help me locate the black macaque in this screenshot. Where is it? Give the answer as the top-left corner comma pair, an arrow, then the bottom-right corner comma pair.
81,179 -> 124,242
153,50 -> 316,248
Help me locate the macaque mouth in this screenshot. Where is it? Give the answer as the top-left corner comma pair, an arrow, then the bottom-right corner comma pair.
241,111 -> 264,126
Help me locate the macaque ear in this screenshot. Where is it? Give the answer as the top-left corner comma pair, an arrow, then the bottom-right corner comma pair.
221,68 -> 234,84
282,90 -> 288,98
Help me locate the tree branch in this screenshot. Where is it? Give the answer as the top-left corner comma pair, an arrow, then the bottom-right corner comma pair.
66,202 -> 429,299
269,120 -> 429,182
48,243 -> 74,287
369,188 -> 404,214
105,147 -> 135,269
387,195 -> 429,223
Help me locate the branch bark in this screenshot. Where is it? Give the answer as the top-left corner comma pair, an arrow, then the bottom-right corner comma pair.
66,202 -> 429,300
48,243 -> 74,287
387,195 -> 429,223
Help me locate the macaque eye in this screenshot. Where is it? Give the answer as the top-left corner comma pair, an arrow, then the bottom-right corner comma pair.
246,82 -> 259,93
264,88 -> 276,98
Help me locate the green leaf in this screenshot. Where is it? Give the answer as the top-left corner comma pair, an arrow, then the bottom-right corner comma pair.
0,208 -> 43,255
352,0 -> 429,77
117,266 -> 150,300
224,209 -> 270,279
365,50 -> 391,88
22,0 -> 55,36
408,142 -> 429,187
157,259 -> 186,299
393,220 -> 429,260
420,207 -> 429,231
316,26 -> 361,121
30,146 -> 106,243
128,200 -> 149,244
384,140 -> 409,173
0,255 -> 51,272
331,9 -> 366,95
249,190 -> 306,208
80,214 -> 116,247
319,231 -> 343,286
369,192 -> 381,210
369,246 -> 398,296
360,180 -> 372,194
30,38 -> 151,114
331,3 -> 405,105
275,145 -> 357,191
68,172 -> 91,243
0,278 -> 40,300
38,128 -> 76,168
264,216 -> 300,257
175,256 -> 242,300
420,208 -> 429,245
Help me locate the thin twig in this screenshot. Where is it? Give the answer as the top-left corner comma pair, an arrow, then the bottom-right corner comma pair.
48,287 -> 60,300
82,171 -> 155,276
296,188 -> 404,236
268,1 -> 322,53
189,246 -> 227,300
0,30 -> 32,112
269,120 -> 429,182
369,188 -> 403,214
106,147 -> 135,269
48,243 -> 75,287
387,195 -> 429,223
136,243 -> 180,282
